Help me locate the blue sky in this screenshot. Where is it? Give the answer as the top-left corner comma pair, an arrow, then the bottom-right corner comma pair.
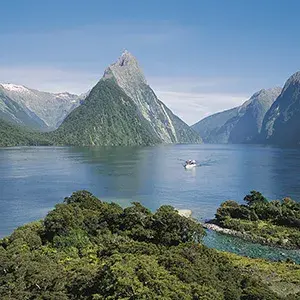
1,0 -> 300,124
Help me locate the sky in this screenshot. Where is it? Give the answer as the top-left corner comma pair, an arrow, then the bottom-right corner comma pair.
1,0 -> 300,124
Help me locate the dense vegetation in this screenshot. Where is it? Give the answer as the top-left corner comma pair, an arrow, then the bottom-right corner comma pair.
0,80 -> 160,147
50,79 -> 161,146
1,190 -> 295,299
0,76 -> 202,147
0,119 -> 52,147
223,252 -> 300,298
214,191 -> 300,248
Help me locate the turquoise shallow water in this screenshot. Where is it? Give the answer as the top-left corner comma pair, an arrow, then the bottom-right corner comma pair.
1,144 -> 300,262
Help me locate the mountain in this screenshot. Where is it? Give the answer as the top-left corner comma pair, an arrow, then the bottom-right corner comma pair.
52,79 -> 161,146
53,51 -> 202,146
260,72 -> 300,146
191,107 -> 240,143
0,87 -> 47,130
0,84 -> 83,130
229,88 -> 282,143
192,88 -> 281,143
0,118 -> 52,147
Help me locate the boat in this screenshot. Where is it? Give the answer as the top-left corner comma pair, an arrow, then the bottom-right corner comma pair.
184,159 -> 197,169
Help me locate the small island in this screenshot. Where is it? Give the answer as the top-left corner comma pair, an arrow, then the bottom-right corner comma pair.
205,191 -> 300,249
1,190 -> 300,299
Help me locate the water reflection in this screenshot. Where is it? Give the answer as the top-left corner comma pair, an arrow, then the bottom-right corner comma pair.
1,144 -> 300,262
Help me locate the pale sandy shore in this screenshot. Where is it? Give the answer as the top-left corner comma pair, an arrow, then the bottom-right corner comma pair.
177,209 -> 192,218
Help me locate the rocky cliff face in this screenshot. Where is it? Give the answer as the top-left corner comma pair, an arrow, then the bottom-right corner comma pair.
0,87 -> 47,130
0,84 -> 83,130
192,88 -> 281,144
54,51 -> 201,146
102,50 -> 201,144
191,107 -> 240,143
229,88 -> 282,143
260,72 -> 300,146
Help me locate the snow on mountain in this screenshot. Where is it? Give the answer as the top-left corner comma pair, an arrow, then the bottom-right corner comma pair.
0,84 -> 85,130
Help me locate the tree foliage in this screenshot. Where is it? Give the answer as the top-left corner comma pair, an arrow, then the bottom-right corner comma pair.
0,119 -> 52,147
244,190 -> 268,206
0,191 -> 286,299
215,191 -> 300,248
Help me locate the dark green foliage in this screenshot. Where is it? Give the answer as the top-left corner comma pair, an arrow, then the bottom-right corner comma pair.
51,79 -> 161,146
0,119 -> 52,147
244,190 -> 268,206
152,205 -> 204,246
215,191 -> 300,248
0,77 -> 201,147
0,191 -> 286,299
216,200 -> 252,221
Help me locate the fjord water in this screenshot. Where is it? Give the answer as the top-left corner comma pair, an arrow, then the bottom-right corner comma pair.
1,144 -> 300,262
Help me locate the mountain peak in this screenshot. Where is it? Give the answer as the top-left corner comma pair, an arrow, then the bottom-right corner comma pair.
283,71 -> 300,92
118,49 -> 136,65
0,83 -> 30,93
103,50 -> 146,85
251,87 -> 282,100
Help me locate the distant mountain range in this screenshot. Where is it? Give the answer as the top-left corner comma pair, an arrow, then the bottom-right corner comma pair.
2,51 -> 300,147
0,83 -> 85,131
0,51 -> 201,146
192,88 -> 282,144
193,70 -> 300,146
52,51 -> 201,146
259,72 -> 300,146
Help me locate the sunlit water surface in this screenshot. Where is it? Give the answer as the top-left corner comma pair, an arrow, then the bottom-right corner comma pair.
1,144 -> 300,262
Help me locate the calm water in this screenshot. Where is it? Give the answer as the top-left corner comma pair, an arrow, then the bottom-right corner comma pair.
1,144 -> 300,262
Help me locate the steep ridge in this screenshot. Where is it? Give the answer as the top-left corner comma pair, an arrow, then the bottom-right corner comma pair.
229,88 -> 281,143
192,88 -> 281,143
102,50 -> 201,144
192,107 -> 240,143
0,84 -> 83,130
52,78 -> 160,146
0,88 -> 47,129
260,72 -> 300,146
53,51 -> 201,146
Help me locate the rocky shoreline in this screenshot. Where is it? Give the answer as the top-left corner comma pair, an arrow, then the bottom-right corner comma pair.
176,209 -> 299,250
203,221 -> 298,250
177,209 -> 192,218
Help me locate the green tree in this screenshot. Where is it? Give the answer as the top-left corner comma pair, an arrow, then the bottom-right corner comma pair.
152,205 -> 205,246
244,191 -> 268,206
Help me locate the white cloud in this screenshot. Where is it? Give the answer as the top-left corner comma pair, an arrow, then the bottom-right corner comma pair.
0,66 -> 98,94
0,21 -> 253,124
149,77 -> 248,124
155,90 -> 247,125
0,66 -> 249,124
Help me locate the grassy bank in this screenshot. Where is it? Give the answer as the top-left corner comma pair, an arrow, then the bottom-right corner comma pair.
222,252 -> 300,297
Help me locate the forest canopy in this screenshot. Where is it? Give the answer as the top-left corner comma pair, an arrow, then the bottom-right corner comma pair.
0,190 -> 297,299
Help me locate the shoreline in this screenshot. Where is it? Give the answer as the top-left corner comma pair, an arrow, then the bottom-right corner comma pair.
177,209 -> 192,218
173,209 -> 299,251
203,221 -> 299,251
